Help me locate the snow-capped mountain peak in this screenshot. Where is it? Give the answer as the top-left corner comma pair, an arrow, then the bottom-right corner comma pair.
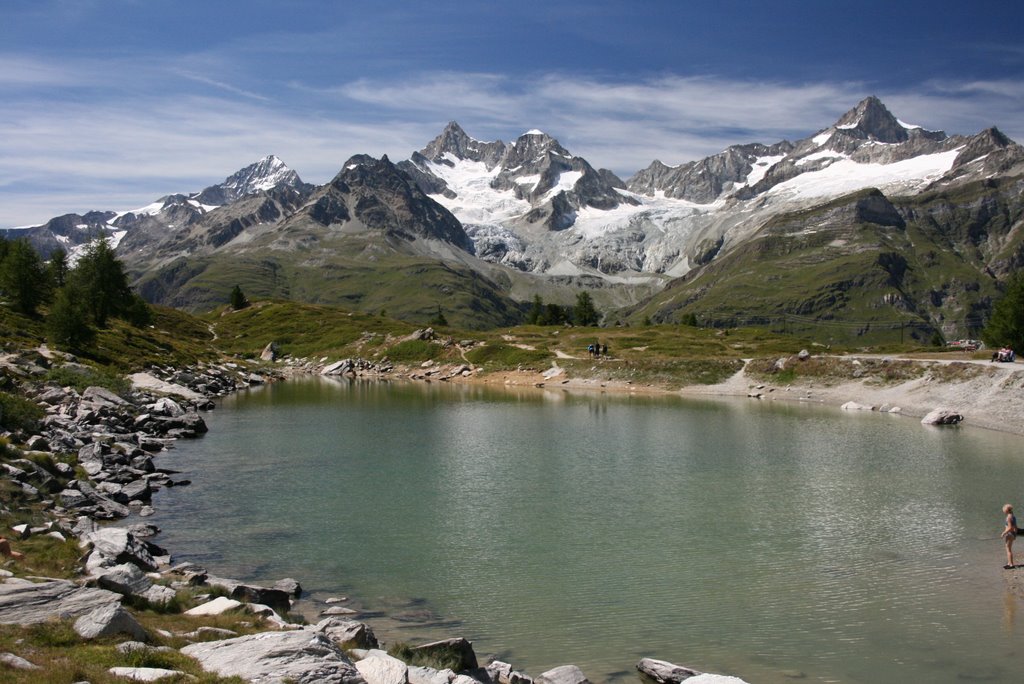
193,155 -> 304,206
418,122 -> 507,169
831,95 -> 909,143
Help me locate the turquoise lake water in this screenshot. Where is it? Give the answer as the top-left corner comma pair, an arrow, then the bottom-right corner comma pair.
144,378 -> 1024,683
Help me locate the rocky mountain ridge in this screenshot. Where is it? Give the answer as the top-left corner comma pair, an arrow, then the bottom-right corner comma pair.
4,97 -> 1023,337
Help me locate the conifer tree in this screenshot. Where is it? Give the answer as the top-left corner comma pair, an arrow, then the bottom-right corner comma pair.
48,247 -> 69,288
526,294 -> 543,325
71,238 -> 134,326
47,286 -> 95,351
983,272 -> 1024,353
573,291 -> 599,327
0,239 -> 48,315
229,284 -> 249,310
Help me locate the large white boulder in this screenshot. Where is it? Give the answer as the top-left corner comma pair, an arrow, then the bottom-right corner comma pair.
180,630 -> 365,683
355,649 -> 409,684
184,596 -> 243,616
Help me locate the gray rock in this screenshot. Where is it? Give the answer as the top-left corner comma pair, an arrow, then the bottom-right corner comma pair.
0,579 -> 121,624
81,527 -> 158,571
323,605 -> 358,616
536,665 -> 590,684
73,602 -> 149,641
95,562 -> 153,596
356,649 -> 409,684
798,349 -> 811,361
83,385 -> 130,408
182,626 -> 238,639
487,662 -> 533,684
184,596 -> 243,616
206,576 -> 291,613
107,666 -> 183,681
246,602 -> 297,630
316,617 -> 379,649
274,577 -> 303,597
0,651 -> 41,670
921,408 -> 964,425
409,665 -> 456,684
122,479 -> 152,503
181,629 -> 366,683
636,658 -> 702,683
127,523 -> 160,538
151,397 -> 184,417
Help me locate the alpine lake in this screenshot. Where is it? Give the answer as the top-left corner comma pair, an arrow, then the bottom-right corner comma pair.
142,377 -> 1024,684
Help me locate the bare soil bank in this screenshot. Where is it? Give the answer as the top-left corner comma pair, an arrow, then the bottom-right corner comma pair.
463,355 -> 1024,437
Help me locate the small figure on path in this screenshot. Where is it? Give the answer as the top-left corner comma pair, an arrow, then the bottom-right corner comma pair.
1002,504 -> 1017,569
0,537 -> 23,560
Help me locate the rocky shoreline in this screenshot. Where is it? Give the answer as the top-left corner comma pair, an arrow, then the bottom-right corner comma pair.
0,344 -> 744,683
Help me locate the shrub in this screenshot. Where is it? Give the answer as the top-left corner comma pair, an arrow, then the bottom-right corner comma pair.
388,642 -> 466,672
386,339 -> 442,362
0,390 -> 44,433
45,365 -> 130,396
465,343 -> 549,369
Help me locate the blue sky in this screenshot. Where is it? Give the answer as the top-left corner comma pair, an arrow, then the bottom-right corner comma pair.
2,0 -> 1022,227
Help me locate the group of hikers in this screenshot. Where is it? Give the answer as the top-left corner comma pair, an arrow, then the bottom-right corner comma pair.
586,342 -> 608,358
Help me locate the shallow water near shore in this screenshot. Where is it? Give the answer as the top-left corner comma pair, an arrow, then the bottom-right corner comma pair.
146,377 -> 1024,683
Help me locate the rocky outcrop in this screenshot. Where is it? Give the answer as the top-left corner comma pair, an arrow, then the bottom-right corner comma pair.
354,649 -> 409,684
0,579 -> 121,624
317,617 -> 379,649
180,629 -> 366,684
536,665 -> 591,684
636,657 -> 702,683
636,658 -> 750,684
205,575 -> 293,614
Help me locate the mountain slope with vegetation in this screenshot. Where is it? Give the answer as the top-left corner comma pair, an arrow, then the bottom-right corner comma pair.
634,175 -> 1024,345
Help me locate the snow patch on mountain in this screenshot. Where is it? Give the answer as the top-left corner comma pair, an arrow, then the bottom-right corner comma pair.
541,170 -> 583,201
737,154 -> 787,188
423,157 -> 530,223
115,201 -> 166,219
769,148 -> 963,201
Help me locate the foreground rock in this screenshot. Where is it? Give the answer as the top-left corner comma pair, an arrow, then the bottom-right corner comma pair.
636,658 -> 701,683
636,658 -> 750,684
180,629 -> 366,683
108,666 -> 186,681
206,574 -> 292,613
317,617 -> 380,649
354,649 -> 408,684
0,579 -> 121,624
536,665 -> 591,684
73,602 -> 149,641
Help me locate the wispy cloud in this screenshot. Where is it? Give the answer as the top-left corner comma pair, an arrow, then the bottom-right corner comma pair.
170,70 -> 272,102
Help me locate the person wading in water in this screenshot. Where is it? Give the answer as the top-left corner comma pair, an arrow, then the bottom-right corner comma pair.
1002,504 -> 1018,569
